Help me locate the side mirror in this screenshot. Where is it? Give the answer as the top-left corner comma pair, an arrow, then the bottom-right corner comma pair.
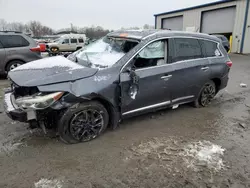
62,42 -> 65,44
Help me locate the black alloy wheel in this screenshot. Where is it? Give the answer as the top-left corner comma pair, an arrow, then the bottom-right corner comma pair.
200,82 -> 216,107
58,101 -> 109,144
69,109 -> 104,142
194,81 -> 216,108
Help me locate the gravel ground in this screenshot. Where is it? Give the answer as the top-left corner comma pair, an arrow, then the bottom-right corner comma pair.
0,54 -> 250,188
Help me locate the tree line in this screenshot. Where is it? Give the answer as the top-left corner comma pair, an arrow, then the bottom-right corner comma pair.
0,19 -> 154,39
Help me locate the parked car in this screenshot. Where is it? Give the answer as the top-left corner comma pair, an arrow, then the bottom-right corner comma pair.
213,35 -> 230,52
46,34 -> 86,54
4,30 -> 232,144
0,31 -> 42,74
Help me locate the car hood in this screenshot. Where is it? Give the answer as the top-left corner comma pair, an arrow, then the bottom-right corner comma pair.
8,56 -> 98,87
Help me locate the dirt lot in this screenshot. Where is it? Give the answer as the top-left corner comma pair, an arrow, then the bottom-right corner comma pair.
0,54 -> 250,188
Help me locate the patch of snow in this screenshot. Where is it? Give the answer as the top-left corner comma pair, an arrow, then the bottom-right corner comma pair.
94,75 -> 111,82
34,178 -> 63,188
0,142 -> 22,154
4,93 -> 15,112
181,141 -> 225,171
12,56 -> 83,71
240,83 -> 247,88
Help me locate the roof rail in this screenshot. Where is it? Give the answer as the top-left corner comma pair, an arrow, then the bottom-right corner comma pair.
0,30 -> 22,33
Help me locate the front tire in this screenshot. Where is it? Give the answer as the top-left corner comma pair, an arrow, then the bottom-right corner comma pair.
194,81 -> 216,108
50,47 -> 59,54
58,101 -> 109,144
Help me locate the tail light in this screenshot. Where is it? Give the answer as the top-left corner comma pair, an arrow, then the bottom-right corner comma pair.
30,45 -> 41,52
226,61 -> 232,68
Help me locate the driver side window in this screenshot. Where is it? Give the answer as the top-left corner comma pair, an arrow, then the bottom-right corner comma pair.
62,39 -> 69,44
133,40 -> 166,69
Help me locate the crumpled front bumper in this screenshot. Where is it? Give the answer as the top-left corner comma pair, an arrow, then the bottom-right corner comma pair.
3,90 -> 27,122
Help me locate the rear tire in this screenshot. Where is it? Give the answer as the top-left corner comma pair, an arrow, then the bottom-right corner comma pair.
193,81 -> 216,108
6,60 -> 24,73
58,101 -> 109,144
76,47 -> 82,51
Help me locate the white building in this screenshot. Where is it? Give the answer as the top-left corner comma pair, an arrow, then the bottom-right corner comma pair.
154,0 -> 250,53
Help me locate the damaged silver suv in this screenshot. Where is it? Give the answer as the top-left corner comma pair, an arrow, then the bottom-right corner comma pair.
4,30 -> 232,144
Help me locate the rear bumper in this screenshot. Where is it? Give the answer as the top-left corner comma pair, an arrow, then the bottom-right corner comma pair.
219,74 -> 229,90
3,91 -> 27,122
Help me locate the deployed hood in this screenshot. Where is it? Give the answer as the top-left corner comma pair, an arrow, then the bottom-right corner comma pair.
8,56 -> 98,87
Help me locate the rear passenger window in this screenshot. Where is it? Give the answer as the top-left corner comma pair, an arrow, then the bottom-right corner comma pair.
0,41 -> 3,49
200,40 -> 221,57
78,38 -> 84,43
0,35 -> 29,48
173,38 -> 202,62
71,39 -> 77,43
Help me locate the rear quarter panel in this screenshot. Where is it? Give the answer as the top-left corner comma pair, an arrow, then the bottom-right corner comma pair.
209,45 -> 230,80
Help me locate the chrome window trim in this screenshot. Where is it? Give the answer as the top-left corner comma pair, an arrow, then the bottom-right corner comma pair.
122,100 -> 171,116
172,95 -> 194,103
120,36 -> 224,73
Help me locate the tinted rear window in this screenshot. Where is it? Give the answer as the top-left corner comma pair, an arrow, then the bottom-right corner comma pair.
173,38 -> 202,62
78,38 -> 84,43
200,40 -> 221,57
0,35 -> 29,48
0,41 -> 3,49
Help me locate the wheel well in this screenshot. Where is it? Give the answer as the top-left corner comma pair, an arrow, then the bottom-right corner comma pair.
76,47 -> 82,50
211,78 -> 221,93
92,97 -> 119,129
5,59 -> 25,71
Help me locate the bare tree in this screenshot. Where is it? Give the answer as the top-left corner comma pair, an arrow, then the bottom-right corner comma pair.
0,19 -> 7,31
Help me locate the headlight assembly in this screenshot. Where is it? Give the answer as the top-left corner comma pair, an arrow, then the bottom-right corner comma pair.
15,92 -> 64,110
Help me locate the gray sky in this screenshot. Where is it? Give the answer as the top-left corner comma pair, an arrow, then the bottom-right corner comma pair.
0,0 -> 216,30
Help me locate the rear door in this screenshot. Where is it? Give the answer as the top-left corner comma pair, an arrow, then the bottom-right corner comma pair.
0,34 -> 30,62
168,38 -> 211,103
0,41 -> 6,72
200,39 -> 227,79
120,39 -> 173,116
70,38 -> 78,51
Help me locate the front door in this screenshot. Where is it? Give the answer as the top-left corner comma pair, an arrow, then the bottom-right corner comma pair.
120,39 -> 173,116
60,38 -> 70,51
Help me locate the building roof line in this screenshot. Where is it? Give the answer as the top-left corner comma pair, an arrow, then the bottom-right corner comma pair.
154,0 -> 236,16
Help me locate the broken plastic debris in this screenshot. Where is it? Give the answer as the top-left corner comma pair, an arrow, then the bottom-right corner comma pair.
172,105 -> 179,109
239,123 -> 246,129
240,83 -> 247,88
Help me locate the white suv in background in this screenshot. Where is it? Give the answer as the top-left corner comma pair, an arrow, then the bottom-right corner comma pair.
46,34 -> 87,53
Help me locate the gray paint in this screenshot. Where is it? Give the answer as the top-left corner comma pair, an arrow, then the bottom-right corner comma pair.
162,16 -> 183,30
201,6 -> 236,33
8,30 -> 230,120
0,32 -> 41,74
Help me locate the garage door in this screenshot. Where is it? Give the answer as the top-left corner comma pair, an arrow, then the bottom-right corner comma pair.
201,6 -> 236,34
162,16 -> 183,30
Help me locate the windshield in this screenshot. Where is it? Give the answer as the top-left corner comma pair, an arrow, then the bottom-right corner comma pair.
74,37 -> 138,69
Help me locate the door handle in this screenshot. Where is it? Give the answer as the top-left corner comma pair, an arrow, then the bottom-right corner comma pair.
161,75 -> 172,79
201,66 -> 209,71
